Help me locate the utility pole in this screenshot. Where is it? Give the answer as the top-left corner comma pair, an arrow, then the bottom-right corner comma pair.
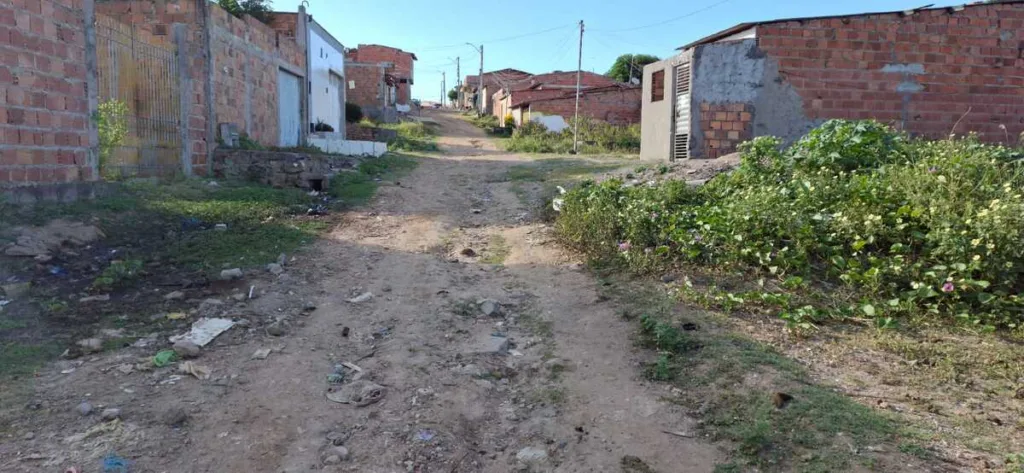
441,71 -> 446,108
573,20 -> 584,154
466,43 -> 484,116
456,56 -> 461,108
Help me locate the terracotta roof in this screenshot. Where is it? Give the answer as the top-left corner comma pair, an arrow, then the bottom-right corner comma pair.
512,84 -> 640,108
677,1 -> 1024,50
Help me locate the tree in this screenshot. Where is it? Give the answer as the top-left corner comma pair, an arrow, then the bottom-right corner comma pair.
218,0 -> 273,24
606,54 -> 660,84
447,88 -> 459,103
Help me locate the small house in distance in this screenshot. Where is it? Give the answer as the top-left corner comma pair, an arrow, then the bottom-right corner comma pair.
641,1 -> 1024,161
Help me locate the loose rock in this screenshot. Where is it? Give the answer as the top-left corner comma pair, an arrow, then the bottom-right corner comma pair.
23,432 -> 35,441
771,392 -> 794,409
79,294 -> 110,303
346,292 -> 373,303
326,380 -> 386,406
460,248 -> 477,257
516,446 -> 548,463
164,291 -> 185,301
214,223 -> 228,231
173,341 -> 202,359
163,407 -> 189,427
266,324 -> 286,337
266,263 -> 284,275
276,253 -> 287,266
479,299 -> 502,317
320,446 -> 350,464
76,401 -> 93,416
100,408 -> 122,421
1,282 -> 31,300
220,268 -> 243,281
464,335 -> 509,355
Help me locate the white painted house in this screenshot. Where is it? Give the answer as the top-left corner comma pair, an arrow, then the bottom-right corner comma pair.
307,19 -> 346,136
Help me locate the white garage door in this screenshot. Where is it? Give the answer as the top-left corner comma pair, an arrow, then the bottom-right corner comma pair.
278,69 -> 301,147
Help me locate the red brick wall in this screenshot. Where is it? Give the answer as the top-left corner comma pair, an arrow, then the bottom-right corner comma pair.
523,87 -> 641,126
700,102 -> 754,158
210,4 -> 305,146
348,45 -> 415,105
755,2 -> 1024,142
344,63 -> 383,112
96,0 -> 209,173
0,0 -> 92,186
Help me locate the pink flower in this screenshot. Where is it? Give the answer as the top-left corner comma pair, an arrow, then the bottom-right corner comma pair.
618,241 -> 632,252
941,282 -> 955,293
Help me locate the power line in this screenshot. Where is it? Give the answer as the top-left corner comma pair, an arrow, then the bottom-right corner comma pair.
418,24 -> 576,52
592,0 -> 734,33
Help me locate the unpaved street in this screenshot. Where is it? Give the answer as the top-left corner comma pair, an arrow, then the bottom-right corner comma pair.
2,111 -> 720,472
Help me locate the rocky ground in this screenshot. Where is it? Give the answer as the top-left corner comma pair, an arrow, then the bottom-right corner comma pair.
0,111 -> 722,472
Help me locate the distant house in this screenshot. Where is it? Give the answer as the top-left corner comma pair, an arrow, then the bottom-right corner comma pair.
461,68 -> 532,112
487,71 -> 639,130
640,1 -> 1024,161
345,45 -> 417,122
269,12 -> 346,135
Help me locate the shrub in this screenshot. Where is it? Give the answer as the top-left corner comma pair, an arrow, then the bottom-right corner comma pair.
556,119 -> 1024,329
97,99 -> 129,174
382,121 -> 439,152
313,119 -> 334,132
345,103 -> 364,123
505,117 -> 640,154
504,114 -> 516,128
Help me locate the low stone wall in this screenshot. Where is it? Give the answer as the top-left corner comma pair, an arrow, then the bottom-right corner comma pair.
212,149 -> 361,190
345,124 -> 398,143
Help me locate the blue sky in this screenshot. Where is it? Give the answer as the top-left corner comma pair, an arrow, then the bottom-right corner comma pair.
305,0 -> 959,101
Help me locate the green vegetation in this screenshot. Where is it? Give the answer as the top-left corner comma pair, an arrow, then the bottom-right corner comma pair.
557,120 -> 1024,330
505,118 -> 640,154
606,53 -> 660,83
480,234 -> 510,265
91,259 -> 144,291
217,0 -> 272,23
610,282 -> 898,471
96,99 -> 129,176
346,102 -> 364,123
468,114 -> 501,130
0,342 -> 63,377
379,121 -> 439,152
328,153 -> 418,206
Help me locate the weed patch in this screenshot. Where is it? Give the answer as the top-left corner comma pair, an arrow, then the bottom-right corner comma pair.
504,118 -> 640,155
556,120 -> 1024,330
380,121 -> 440,152
328,154 -> 418,206
481,235 -> 510,265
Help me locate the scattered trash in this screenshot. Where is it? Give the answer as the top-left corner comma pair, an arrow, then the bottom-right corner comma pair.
219,268 -> 243,281
65,467 -> 82,473
0,299 -> 9,307
307,204 -> 328,216
470,208 -> 482,214
341,362 -> 363,372
61,367 -> 77,374
460,248 -> 477,257
179,361 -> 211,380
415,429 -> 436,442
326,380 -> 386,406
326,373 -> 345,385
248,285 -> 255,299
346,292 -> 373,303
48,265 -> 67,276
77,338 -> 104,353
79,294 -> 111,303
167,312 -> 187,320
214,223 -> 228,231
252,348 -> 272,360
341,327 -> 350,338
371,327 -> 391,339
509,349 -> 524,357
302,302 -> 317,312
101,453 -> 130,473
681,322 -> 698,331
159,375 -> 183,385
207,180 -> 219,187
164,291 -> 185,301
169,317 -> 235,347
116,363 -> 134,375
152,350 -> 178,367
100,408 -> 122,422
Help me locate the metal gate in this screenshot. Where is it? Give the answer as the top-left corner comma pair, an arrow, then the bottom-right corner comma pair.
95,15 -> 182,178
671,62 -> 692,160
277,69 -> 302,147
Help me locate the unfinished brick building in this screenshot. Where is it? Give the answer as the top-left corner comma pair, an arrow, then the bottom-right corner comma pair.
344,44 -> 416,121
641,1 -> 1024,160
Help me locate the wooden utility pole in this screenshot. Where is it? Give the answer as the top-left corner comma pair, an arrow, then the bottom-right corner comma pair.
456,57 -> 461,108
441,71 -> 446,107
572,20 -> 584,154
477,45 -> 484,116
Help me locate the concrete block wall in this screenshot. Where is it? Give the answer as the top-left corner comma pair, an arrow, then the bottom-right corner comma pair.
210,4 -> 305,147
700,102 -> 754,158
755,2 -> 1024,143
0,0 -> 94,188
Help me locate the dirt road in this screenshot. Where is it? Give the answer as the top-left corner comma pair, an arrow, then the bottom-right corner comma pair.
2,111 -> 720,472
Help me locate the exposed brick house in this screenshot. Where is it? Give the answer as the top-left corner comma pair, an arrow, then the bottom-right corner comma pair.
641,1 -> 1024,160
492,71 -> 621,120
345,44 -> 416,121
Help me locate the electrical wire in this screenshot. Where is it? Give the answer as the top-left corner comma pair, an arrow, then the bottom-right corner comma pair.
418,23 -> 577,52
592,0 -> 734,33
